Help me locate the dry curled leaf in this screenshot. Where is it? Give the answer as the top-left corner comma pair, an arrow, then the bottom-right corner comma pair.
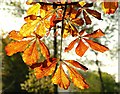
65,60 -> 88,71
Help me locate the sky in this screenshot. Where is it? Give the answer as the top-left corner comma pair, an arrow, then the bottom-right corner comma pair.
0,0 -> 119,82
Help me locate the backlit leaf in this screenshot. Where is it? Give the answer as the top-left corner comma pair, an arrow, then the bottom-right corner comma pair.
24,15 -> 37,23
83,29 -> 105,38
102,1 -> 118,14
75,39 -> 89,57
40,9 -> 46,18
35,22 -> 46,37
39,40 -> 50,59
67,65 -> 89,89
27,3 -> 41,15
65,60 -> 88,71
86,9 -> 102,20
65,38 -> 79,52
34,61 -> 57,79
83,10 -> 91,25
84,39 -> 109,52
22,42 -> 39,65
9,30 -> 23,41
5,40 -> 30,56
20,19 -> 40,37
52,64 -> 70,90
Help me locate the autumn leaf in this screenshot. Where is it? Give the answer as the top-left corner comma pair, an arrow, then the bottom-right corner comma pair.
22,42 -> 39,65
72,18 -> 84,26
5,40 -> 30,56
27,3 -> 41,16
65,60 -> 88,71
83,10 -> 91,25
9,30 -> 23,41
84,39 -> 109,53
75,39 -> 89,57
65,38 -> 79,52
20,19 -> 40,37
34,60 -> 57,79
86,9 -> 102,20
39,40 -> 50,59
24,15 -> 37,23
83,29 -> 105,38
102,1 -> 118,14
52,64 -> 70,90
66,65 -> 89,89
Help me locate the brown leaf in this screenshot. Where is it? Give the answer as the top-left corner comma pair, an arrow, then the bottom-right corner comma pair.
65,60 -> 88,71
75,8 -> 82,18
72,18 -> 84,26
34,61 -> 57,79
5,40 -> 30,56
79,29 -> 86,36
9,30 -> 23,41
24,15 -> 37,23
64,38 -> 79,52
83,29 -> 105,38
22,42 -> 39,65
83,10 -> 91,25
75,39 -> 89,57
86,9 -> 102,20
69,24 -> 79,37
52,64 -> 70,90
84,39 -> 109,53
67,65 -> 89,89
39,40 -> 50,59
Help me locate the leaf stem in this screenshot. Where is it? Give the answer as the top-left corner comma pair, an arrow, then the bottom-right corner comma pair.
60,2 -> 67,61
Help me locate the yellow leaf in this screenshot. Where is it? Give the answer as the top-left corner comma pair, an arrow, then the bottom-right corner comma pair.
52,64 -> 70,90
22,42 -> 39,66
27,3 -> 41,15
40,9 -> 46,18
67,65 -> 89,89
35,22 -> 46,37
5,40 -> 30,56
20,19 -> 39,37
44,20 -> 50,29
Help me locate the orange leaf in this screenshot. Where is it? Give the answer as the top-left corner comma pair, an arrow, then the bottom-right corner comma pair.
75,39 -> 89,57
102,1 -> 118,14
72,18 -> 84,26
39,40 -> 50,59
86,9 -> 102,20
50,14 -> 56,28
65,38 -> 79,52
34,60 -> 57,79
66,65 -> 89,89
79,29 -> 86,36
5,40 -> 30,56
65,60 -> 88,71
27,3 -> 41,15
83,29 -> 105,38
9,30 -> 23,41
83,10 -> 91,25
84,39 -> 109,53
22,42 -> 39,65
52,64 -> 70,90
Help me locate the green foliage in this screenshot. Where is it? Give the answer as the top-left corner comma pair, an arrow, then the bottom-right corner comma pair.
21,69 -> 54,94
69,70 -> 118,93
2,37 -> 29,93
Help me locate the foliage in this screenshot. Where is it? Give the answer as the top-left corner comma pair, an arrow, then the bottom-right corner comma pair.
21,69 -> 54,93
4,0 -> 118,90
2,37 -> 29,93
69,71 -> 118,93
